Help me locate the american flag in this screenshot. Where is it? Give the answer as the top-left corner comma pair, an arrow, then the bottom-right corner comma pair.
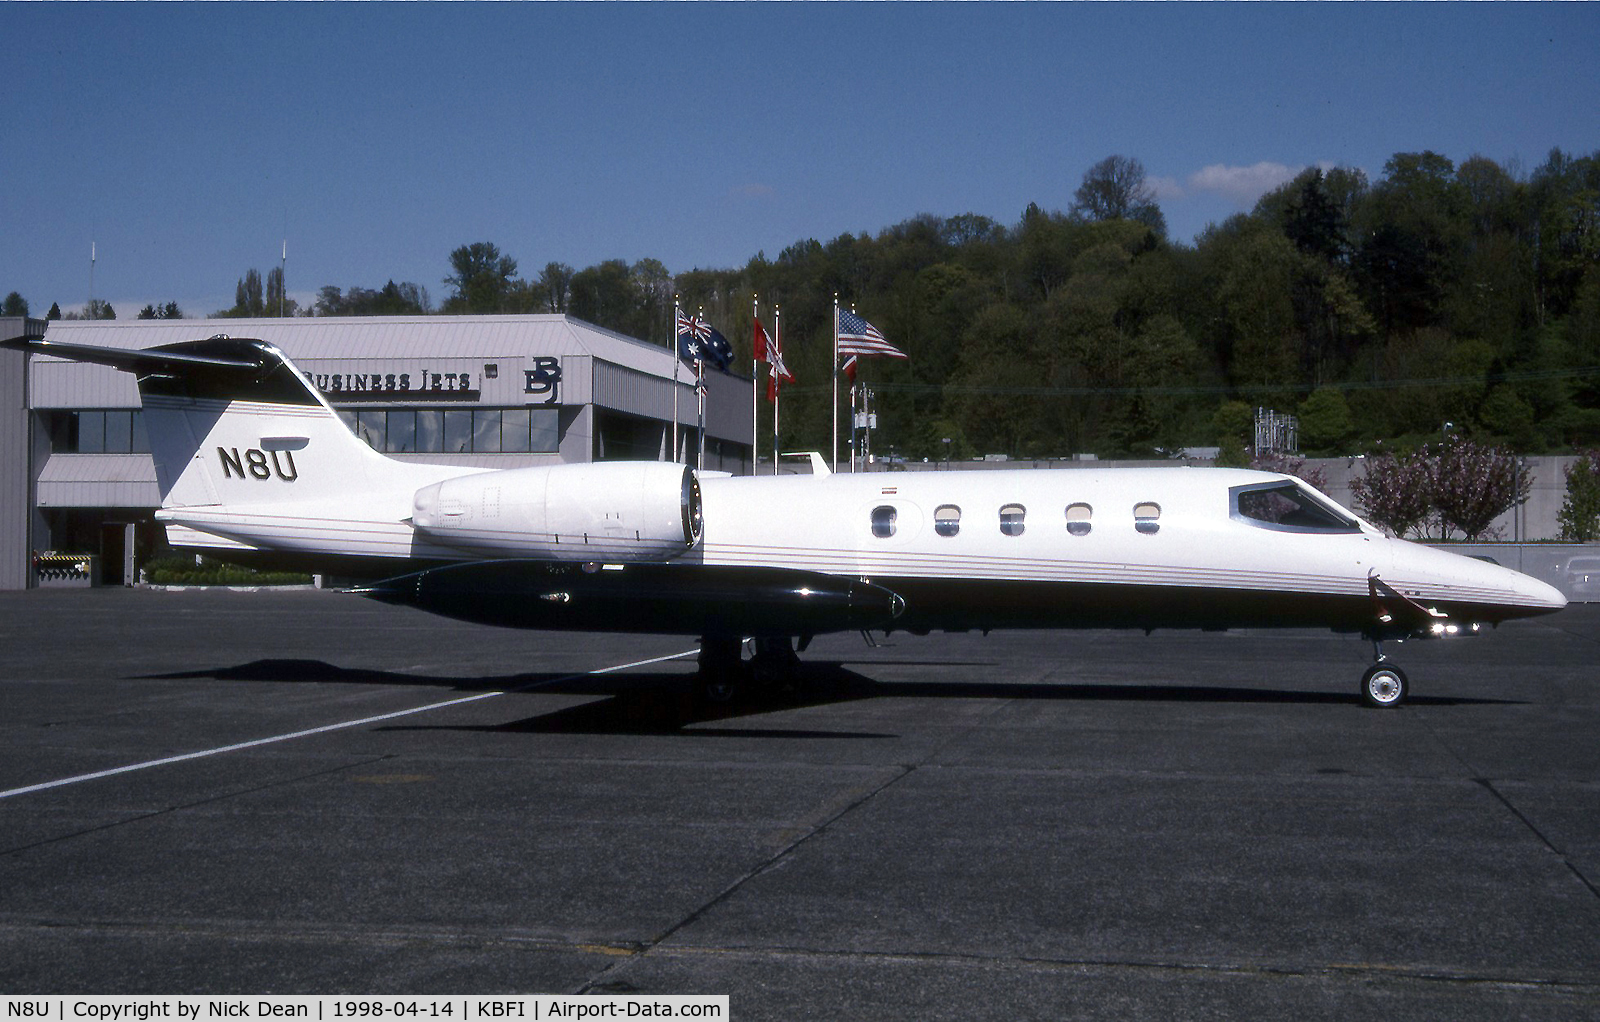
837,310 -> 906,359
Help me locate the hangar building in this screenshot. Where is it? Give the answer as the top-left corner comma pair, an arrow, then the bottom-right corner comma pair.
0,315 -> 752,588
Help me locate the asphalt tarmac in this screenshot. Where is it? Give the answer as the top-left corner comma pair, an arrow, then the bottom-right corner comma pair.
1,587 -> 1596,1020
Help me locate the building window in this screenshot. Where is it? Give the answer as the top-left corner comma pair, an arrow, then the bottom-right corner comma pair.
444,410 -> 473,453
1066,502 -> 1093,536
871,505 -> 897,538
1000,503 -> 1026,537
501,409 -> 531,453
934,504 -> 961,537
45,410 -> 149,454
1134,502 -> 1161,535
341,407 -> 561,454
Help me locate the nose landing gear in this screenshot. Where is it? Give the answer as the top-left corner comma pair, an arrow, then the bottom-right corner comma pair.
1361,639 -> 1409,708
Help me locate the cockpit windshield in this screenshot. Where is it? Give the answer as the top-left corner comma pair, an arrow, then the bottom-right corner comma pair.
1231,481 -> 1360,534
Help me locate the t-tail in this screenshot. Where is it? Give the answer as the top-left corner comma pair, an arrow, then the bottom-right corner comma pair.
3,334 -> 701,573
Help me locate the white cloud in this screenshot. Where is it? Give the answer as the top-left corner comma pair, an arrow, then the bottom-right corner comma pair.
1146,175 -> 1187,202
1185,162 -> 1304,208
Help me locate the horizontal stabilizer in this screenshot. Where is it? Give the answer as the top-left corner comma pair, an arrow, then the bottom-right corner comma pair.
1,337 -> 262,374
3,335 -> 325,408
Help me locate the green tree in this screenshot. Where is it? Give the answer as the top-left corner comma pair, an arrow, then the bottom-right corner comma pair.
265,267 -> 300,317
230,269 -> 266,317
2,292 -> 27,316
539,262 -> 575,312
1071,155 -> 1167,237
1298,387 -> 1355,454
568,259 -> 638,335
443,242 -> 519,313
1196,216 -> 1300,393
1557,452 -> 1600,541
137,301 -> 184,320
316,281 -> 430,316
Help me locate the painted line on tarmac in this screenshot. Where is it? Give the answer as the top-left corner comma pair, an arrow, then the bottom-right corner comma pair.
0,648 -> 699,801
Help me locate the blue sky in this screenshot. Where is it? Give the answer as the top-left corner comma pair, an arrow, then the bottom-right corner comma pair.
3,3 -> 1595,319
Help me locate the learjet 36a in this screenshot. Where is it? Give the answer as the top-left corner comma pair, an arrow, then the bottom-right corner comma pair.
7,335 -> 1567,708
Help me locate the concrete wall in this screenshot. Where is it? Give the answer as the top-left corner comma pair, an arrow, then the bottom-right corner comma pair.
1,319 -> 46,589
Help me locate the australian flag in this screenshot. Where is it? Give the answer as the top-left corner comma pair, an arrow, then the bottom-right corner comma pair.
677,310 -> 734,374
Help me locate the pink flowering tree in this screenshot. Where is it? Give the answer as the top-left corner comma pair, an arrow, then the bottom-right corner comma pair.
1432,439 -> 1531,540
1350,448 -> 1437,538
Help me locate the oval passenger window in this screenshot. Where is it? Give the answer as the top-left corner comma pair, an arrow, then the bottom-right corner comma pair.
1066,502 -> 1092,537
871,505 -> 897,539
1134,502 -> 1160,535
1000,504 -> 1026,537
934,504 -> 961,538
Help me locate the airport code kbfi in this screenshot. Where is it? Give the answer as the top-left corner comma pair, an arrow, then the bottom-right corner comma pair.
5,1000 -> 725,1021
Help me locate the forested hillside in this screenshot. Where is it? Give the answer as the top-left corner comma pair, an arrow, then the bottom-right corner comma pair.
537,149 -> 1600,461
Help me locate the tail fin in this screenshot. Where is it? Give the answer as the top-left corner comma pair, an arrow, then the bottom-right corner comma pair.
7,335 -> 413,508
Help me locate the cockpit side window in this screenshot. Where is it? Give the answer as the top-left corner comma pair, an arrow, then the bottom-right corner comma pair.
1231,481 -> 1360,534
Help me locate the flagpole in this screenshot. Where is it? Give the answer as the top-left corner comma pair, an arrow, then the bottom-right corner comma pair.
696,308 -> 707,473
751,293 -> 759,476
850,380 -> 859,473
773,305 -> 781,475
832,295 -> 840,474
672,298 -> 682,463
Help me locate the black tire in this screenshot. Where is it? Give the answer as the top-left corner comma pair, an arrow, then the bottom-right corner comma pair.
697,636 -> 744,704
1360,663 -> 1409,708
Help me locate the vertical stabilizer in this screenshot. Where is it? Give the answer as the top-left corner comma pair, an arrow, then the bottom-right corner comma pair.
6,335 -> 429,509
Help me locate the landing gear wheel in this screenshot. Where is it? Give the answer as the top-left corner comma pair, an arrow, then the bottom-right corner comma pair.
1361,663 -> 1409,708
697,636 -> 745,704
749,637 -> 802,694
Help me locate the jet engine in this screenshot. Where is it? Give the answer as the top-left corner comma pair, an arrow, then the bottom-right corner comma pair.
411,461 -> 701,561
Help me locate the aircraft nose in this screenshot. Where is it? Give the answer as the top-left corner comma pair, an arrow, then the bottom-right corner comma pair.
1517,572 -> 1568,612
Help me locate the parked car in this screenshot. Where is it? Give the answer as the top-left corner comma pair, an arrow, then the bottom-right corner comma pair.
1563,555 -> 1600,600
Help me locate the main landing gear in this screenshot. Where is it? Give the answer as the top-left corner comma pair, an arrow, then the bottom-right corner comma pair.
1361,639 -> 1409,709
696,635 -> 804,703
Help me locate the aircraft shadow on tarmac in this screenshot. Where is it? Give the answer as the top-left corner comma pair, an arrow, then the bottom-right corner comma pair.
136,658 -> 1520,737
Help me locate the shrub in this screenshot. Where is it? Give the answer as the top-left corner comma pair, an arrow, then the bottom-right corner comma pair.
1558,452 -> 1600,542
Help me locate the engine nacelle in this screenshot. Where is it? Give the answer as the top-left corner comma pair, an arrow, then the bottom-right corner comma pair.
411,462 -> 701,561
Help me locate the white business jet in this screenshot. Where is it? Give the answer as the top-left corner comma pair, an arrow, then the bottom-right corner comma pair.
6,335 -> 1567,708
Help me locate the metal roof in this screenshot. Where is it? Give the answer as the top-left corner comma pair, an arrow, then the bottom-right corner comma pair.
40,315 -> 685,380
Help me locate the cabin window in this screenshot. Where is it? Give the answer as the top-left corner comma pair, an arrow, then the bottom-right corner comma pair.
1065,502 -> 1093,536
1000,504 -> 1026,537
934,504 -> 961,537
871,505 -> 898,538
1232,481 -> 1359,534
1134,502 -> 1161,535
